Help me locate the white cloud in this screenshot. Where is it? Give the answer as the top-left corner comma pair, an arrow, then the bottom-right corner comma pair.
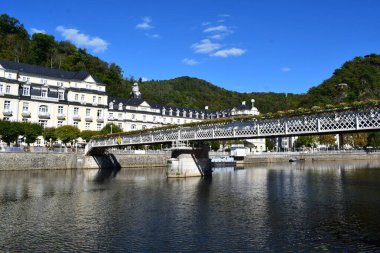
202,21 -> 211,26
145,33 -> 160,39
136,17 -> 153,30
191,39 -> 222,54
56,26 -> 108,53
182,58 -> 199,66
212,48 -> 246,58
31,28 -> 46,34
281,67 -> 291,72
141,77 -> 149,82
203,25 -> 228,33
218,14 -> 231,18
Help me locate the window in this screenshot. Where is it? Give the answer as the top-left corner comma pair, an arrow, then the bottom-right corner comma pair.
118,113 -> 122,120
97,123 -> 102,131
23,102 -> 29,112
85,122 -> 90,130
58,106 -> 64,114
86,108 -> 91,117
0,84 -> 3,93
22,86 -> 30,96
118,123 -> 122,129
3,117 -> 10,121
118,103 -> 123,110
163,117 -> 166,123
170,118 -> 173,123
132,114 -> 135,120
41,90 -> 47,97
169,109 -> 173,116
39,105 -> 48,113
176,110 -> 179,116
73,107 -> 79,115
8,73 -> 12,79
131,124 -> 136,130
109,102 -> 113,109
6,85 -> 10,94
4,100 -> 10,110
142,125 -> 147,129
153,116 -> 156,122
109,113 -> 113,119
92,96 -> 96,104
73,121 -> 78,128
75,94 -> 79,101
58,91 -> 64,100
40,79 -> 47,84
38,120 -> 48,128
183,111 -> 186,117
98,97 -> 102,104
97,109 -> 103,118
81,94 -> 85,102
57,121 -> 63,127
143,115 -> 146,121
57,81 -> 63,87
22,118 -> 28,123
177,119 -> 180,123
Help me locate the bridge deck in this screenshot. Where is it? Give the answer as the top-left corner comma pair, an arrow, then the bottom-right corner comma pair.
85,106 -> 380,155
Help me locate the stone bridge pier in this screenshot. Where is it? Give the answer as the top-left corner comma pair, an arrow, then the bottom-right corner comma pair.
167,144 -> 212,178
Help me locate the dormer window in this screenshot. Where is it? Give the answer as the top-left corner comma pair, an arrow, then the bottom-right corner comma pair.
109,102 -> 114,109
183,111 -> 186,117
169,109 -> 173,116
176,110 -> 179,117
162,108 -> 166,115
118,103 -> 123,110
189,111 -> 192,118
41,89 -> 47,97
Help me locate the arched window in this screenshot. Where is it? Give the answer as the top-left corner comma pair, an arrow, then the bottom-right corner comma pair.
39,105 -> 48,113
131,124 -> 136,130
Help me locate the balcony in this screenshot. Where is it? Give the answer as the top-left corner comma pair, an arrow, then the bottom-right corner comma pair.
3,110 -> 13,116
38,112 -> 50,119
96,117 -> 104,123
21,111 -> 31,118
85,116 -> 93,122
57,114 -> 66,120
73,115 -> 81,121
31,95 -> 59,102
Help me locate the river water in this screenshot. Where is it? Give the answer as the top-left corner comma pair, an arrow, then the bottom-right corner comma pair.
1,160 -> 380,252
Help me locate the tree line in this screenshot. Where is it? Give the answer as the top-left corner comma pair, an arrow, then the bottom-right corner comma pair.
0,121 -> 123,147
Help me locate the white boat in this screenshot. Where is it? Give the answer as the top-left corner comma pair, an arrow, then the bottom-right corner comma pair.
211,156 -> 236,167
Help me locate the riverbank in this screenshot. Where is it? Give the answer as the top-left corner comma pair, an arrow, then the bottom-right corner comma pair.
0,152 -> 169,171
243,151 -> 380,164
1,151 -> 380,171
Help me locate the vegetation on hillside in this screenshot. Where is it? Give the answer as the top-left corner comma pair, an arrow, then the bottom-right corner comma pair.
2,14 -> 380,114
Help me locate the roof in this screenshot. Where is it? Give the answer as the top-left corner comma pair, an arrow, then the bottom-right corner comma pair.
0,59 -> 102,83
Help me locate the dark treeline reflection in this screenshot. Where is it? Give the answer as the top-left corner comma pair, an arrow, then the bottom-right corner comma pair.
1,161 -> 380,252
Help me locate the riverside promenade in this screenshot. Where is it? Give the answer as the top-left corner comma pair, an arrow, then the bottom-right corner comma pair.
0,149 -> 379,171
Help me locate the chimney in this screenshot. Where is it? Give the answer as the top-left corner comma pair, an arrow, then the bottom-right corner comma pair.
205,106 -> 209,110
242,101 -> 246,106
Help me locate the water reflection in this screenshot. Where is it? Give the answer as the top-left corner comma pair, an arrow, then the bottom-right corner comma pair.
1,160 -> 380,251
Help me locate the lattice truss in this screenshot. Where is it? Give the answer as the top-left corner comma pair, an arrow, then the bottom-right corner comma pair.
87,107 -> 380,153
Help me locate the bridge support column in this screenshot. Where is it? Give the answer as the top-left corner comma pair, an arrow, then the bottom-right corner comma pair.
167,145 -> 212,178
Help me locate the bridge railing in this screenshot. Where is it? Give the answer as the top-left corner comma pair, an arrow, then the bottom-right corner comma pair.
85,106 -> 380,155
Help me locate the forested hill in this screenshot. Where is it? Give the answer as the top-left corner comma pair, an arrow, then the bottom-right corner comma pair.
1,13 -> 380,113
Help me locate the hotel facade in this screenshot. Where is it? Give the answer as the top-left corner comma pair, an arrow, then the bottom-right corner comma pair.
0,59 -> 265,151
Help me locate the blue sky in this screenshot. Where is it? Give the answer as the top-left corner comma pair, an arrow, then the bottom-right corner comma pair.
1,0 -> 380,94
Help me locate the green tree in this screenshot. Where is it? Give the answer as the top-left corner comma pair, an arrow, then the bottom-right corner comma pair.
368,132 -> 380,147
42,127 -> 57,146
80,130 -> 98,142
22,122 -> 43,146
294,135 -> 318,148
0,121 -> 23,146
99,123 -> 123,135
319,134 -> 336,147
55,125 -> 80,145
265,138 -> 275,151
30,33 -> 56,65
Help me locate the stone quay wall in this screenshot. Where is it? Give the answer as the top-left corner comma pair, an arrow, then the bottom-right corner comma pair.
0,152 -> 169,171
243,152 -> 380,164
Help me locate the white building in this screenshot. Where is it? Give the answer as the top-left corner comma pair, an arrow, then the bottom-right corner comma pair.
0,59 -> 265,150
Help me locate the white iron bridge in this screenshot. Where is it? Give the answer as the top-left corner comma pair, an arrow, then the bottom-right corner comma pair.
85,106 -> 380,155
